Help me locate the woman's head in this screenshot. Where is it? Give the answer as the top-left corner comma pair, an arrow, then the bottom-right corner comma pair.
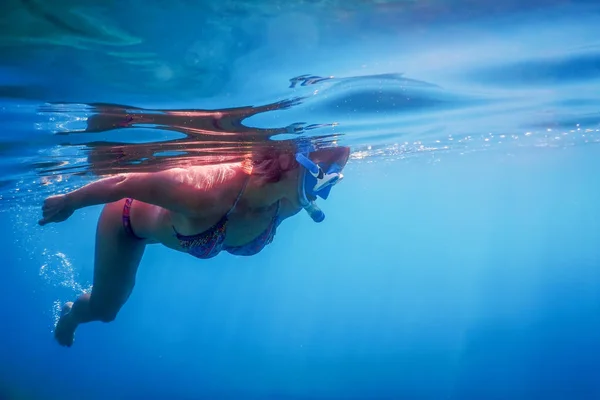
248,142 -> 350,222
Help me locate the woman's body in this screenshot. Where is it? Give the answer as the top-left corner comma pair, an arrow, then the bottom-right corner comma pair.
39,147 -> 350,347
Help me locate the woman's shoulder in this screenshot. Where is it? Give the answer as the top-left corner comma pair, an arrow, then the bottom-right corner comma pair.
168,162 -> 248,190
150,162 -> 247,218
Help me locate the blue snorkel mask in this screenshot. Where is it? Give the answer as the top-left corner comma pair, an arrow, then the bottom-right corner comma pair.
295,152 -> 344,223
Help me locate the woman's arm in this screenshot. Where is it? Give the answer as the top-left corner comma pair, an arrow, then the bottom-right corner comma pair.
73,166 -> 241,214
39,165 -> 243,226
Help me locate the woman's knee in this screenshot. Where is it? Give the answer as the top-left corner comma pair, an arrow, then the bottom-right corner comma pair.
89,295 -> 122,323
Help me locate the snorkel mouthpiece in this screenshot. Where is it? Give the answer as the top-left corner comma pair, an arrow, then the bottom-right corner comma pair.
304,201 -> 325,223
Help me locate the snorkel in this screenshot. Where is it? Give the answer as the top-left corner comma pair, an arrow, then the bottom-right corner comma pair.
295,151 -> 344,223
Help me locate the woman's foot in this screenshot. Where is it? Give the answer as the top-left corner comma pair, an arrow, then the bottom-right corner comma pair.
55,302 -> 77,347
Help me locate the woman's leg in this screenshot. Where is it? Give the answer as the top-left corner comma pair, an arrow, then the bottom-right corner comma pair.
54,199 -> 146,347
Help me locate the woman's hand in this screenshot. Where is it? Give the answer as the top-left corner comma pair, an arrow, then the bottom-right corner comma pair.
39,194 -> 75,226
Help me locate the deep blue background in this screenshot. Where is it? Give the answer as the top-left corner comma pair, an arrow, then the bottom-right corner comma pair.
1,1 -> 599,399
2,147 -> 599,399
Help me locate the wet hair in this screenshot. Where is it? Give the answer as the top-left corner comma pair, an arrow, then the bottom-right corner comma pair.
249,144 -> 299,184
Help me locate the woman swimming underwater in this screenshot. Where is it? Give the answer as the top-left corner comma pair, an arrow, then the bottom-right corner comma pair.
39,143 -> 350,347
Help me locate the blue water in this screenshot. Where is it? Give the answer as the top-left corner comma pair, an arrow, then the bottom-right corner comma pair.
1,1 -> 600,399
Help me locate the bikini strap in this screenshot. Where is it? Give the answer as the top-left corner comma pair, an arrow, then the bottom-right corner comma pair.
225,174 -> 250,217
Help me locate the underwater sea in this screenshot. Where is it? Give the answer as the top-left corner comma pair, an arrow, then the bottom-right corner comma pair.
1,0 -> 600,399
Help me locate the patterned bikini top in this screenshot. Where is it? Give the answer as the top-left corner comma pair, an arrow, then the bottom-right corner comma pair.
173,178 -> 280,258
